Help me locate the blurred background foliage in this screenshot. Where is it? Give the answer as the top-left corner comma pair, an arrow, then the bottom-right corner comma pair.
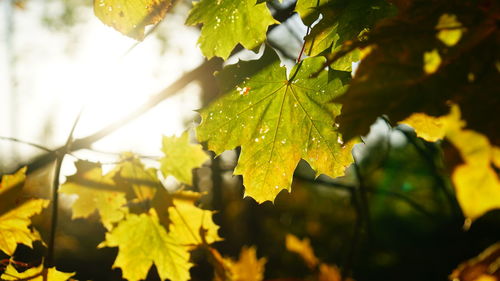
1,0 -> 499,281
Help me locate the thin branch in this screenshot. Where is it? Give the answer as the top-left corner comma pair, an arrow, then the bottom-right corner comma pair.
45,112 -> 82,270
0,136 -> 52,152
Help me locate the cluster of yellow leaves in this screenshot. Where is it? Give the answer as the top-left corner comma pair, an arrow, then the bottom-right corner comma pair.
401,105 -> 500,221
0,168 -> 49,256
286,234 -> 347,281
60,133 -> 220,281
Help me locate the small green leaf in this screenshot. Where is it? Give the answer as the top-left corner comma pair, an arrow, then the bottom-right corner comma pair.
197,48 -> 355,203
160,132 -> 208,186
186,0 -> 278,59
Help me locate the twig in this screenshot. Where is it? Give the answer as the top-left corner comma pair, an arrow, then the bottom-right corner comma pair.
45,112 -> 82,271
395,127 -> 463,221
0,136 -> 52,152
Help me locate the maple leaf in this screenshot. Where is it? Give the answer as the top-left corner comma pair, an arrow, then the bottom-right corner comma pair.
1,263 -> 74,281
99,211 -> 193,281
197,47 -> 355,203
160,132 -> 209,186
94,0 -> 171,40
169,190 -> 222,246
185,0 -> 278,59
0,168 -> 49,256
114,154 -> 173,229
285,234 -> 319,269
59,160 -> 127,229
211,246 -> 267,281
333,2 -> 500,146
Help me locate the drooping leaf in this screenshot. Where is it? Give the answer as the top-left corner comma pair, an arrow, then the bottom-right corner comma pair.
333,1 -> 500,146
160,132 -> 209,186
285,234 -> 319,269
0,168 -> 49,256
169,190 -> 221,246
298,0 -> 395,60
94,0 -> 171,40
185,0 -> 278,59
1,263 -> 74,281
99,211 -> 192,281
60,160 -> 127,229
197,47 -> 355,203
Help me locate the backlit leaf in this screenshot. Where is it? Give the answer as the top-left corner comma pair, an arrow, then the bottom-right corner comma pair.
160,132 -> 209,186
1,263 -> 74,281
94,0 -> 171,40
0,168 -> 49,256
197,47 -> 355,203
185,0 -> 278,59
169,190 -> 221,246
99,211 -> 192,281
60,160 -> 127,229
423,49 -> 441,74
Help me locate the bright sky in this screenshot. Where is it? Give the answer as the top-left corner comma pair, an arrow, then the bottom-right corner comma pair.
0,1 -> 204,172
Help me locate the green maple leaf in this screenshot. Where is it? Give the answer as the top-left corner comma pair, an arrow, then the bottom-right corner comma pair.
0,168 -> 49,256
60,160 -> 128,229
160,132 -> 209,186
1,263 -> 74,281
185,0 -> 278,59
197,48 -> 355,203
99,211 -> 193,281
94,0 -> 171,40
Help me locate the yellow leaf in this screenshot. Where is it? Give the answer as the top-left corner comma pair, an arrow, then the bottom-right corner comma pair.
211,246 -> 266,281
60,160 -> 127,230
160,132 -> 209,186
1,263 -> 74,281
169,191 -> 222,246
232,246 -> 267,281
285,234 -> 319,269
99,211 -> 193,281
399,113 -> 446,142
0,168 -> 49,256
423,49 -> 442,74
436,13 -> 465,47
318,264 -> 342,281
94,0 -> 171,40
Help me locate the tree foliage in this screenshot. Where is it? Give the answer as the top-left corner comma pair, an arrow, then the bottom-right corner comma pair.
0,0 -> 499,280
